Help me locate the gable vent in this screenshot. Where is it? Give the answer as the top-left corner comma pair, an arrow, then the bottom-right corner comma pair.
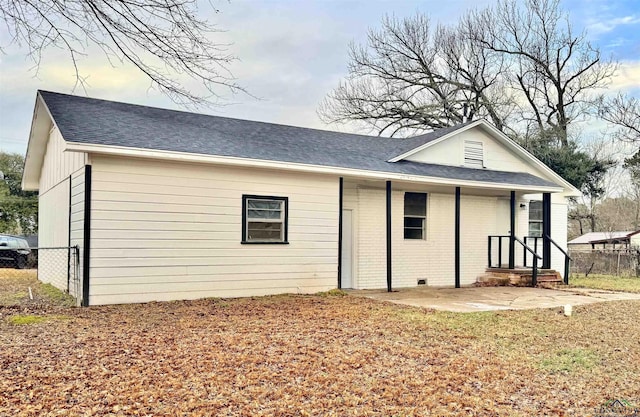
464,140 -> 484,168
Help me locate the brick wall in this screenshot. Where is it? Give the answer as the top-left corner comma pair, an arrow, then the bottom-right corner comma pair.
353,186 -> 505,289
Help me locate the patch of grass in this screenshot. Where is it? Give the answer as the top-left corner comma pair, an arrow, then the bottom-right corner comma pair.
0,269 -> 37,280
539,348 -> 599,373
8,315 -> 48,325
3,291 -> 29,304
7,314 -> 70,325
0,269 -> 77,307
37,283 -> 76,306
569,274 -> 640,293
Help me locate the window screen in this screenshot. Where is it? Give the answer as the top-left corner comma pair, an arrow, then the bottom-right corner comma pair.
404,192 -> 427,239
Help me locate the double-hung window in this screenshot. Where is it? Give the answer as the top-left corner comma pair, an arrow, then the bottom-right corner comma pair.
404,192 -> 427,239
242,195 -> 288,243
528,200 -> 543,237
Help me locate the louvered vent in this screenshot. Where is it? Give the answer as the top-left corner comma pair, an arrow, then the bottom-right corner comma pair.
464,140 -> 484,168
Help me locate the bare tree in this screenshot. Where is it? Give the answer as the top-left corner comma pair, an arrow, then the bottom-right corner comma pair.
598,93 -> 640,143
623,150 -> 640,229
0,0 -> 245,106
318,14 -> 513,137
467,0 -> 616,147
567,139 -> 627,234
321,1 -> 616,142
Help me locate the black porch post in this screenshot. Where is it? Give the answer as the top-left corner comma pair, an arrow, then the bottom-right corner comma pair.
455,186 -> 461,288
82,165 -> 92,307
338,177 -> 343,289
386,180 -> 392,292
509,191 -> 516,269
542,192 -> 551,269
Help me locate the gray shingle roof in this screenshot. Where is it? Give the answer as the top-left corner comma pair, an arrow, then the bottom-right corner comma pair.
39,90 -> 558,188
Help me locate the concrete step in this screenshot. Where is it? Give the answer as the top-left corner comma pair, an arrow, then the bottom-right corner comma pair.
476,269 -> 562,287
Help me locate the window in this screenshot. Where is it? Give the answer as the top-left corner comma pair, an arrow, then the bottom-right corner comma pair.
528,200 -> 543,237
242,195 -> 288,243
464,140 -> 484,168
404,192 -> 427,239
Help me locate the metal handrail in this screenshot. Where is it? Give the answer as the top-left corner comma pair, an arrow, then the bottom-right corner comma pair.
544,234 -> 572,259
514,236 -> 542,286
488,235 -> 541,286
513,237 -> 542,261
487,235 -> 510,269
524,235 -> 572,285
523,236 -> 542,268
545,234 -> 571,285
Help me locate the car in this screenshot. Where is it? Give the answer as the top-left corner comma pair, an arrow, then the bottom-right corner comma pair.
0,234 -> 32,269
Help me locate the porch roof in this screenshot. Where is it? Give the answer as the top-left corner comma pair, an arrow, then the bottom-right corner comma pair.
33,91 -> 557,190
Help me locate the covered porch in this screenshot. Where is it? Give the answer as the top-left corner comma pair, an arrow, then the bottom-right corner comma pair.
336,176 -> 571,292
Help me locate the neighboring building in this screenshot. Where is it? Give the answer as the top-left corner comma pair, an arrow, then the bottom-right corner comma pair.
22,91 -> 580,306
568,231 -> 640,251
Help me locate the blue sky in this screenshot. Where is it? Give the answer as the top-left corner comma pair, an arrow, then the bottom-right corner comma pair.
0,0 -> 638,155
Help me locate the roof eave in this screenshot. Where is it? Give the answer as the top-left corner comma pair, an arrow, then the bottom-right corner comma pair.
65,141 -> 564,194
22,92 -> 55,191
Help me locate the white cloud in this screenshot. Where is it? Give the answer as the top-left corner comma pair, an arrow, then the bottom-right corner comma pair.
608,60 -> 640,93
587,15 -> 640,35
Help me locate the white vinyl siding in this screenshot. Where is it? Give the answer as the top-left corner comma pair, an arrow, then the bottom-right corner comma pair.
38,126 -> 87,194
88,155 -> 339,305
404,128 -> 552,180
69,167 -> 86,300
36,126 -> 86,292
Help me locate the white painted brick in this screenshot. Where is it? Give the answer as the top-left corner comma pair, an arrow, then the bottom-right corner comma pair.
350,186 -> 530,289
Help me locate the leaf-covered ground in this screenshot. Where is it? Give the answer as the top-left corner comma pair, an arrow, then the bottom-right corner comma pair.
1,280 -> 639,416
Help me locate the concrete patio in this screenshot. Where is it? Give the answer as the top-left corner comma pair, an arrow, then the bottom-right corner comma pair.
349,286 -> 640,312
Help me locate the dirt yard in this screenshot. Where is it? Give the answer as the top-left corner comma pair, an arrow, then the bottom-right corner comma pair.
1,272 -> 639,416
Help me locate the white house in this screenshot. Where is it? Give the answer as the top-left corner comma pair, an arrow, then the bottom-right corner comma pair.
22,91 -> 580,306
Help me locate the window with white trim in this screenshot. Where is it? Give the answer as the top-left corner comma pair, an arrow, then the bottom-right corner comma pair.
528,200 -> 543,237
242,195 -> 288,243
464,140 -> 484,168
404,192 -> 427,239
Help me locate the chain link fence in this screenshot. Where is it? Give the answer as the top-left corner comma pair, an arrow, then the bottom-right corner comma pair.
0,246 -> 81,303
570,248 -> 640,277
